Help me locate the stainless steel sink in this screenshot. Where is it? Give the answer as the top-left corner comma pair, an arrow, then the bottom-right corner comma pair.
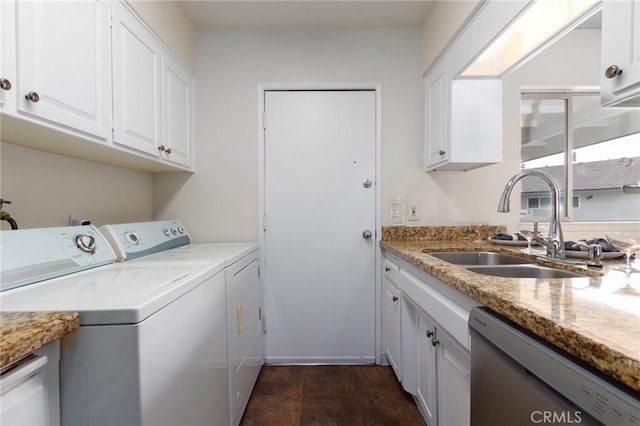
426,251 -> 535,265
466,265 -> 585,279
424,251 -> 586,278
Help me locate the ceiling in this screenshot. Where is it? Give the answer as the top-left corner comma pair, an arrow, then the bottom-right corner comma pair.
179,1 -> 438,30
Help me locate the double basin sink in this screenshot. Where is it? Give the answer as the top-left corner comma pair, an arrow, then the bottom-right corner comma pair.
425,251 -> 585,279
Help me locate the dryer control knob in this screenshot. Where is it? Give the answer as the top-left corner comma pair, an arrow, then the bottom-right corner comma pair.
125,232 -> 140,245
74,234 -> 96,253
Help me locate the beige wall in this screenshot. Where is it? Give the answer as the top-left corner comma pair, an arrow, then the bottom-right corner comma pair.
421,0 -> 479,74
128,0 -> 197,74
153,29 -> 426,242
0,142 -> 153,230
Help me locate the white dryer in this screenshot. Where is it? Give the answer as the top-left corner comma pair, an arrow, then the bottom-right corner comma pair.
0,224 -> 230,425
100,221 -> 264,426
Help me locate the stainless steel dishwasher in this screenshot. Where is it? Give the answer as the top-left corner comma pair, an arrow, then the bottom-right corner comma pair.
469,307 -> 640,425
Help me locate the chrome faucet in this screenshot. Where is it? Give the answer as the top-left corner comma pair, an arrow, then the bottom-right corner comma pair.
497,169 -> 565,259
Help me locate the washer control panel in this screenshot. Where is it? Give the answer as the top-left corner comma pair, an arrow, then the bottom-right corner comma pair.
0,225 -> 115,292
99,220 -> 191,261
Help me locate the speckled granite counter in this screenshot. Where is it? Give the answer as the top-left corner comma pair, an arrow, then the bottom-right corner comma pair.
0,312 -> 80,369
381,232 -> 640,394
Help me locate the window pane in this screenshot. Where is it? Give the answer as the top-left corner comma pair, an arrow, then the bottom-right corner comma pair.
521,92 -> 640,222
572,94 -> 640,221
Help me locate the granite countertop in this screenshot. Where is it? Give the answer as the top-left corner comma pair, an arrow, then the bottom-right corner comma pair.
381,236 -> 640,394
0,311 -> 80,369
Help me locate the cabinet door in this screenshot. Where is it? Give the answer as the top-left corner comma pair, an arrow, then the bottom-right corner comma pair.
424,60 -> 449,170
15,1 -> 110,139
0,0 -> 16,112
436,329 -> 471,426
601,0 -> 640,106
416,312 -> 438,426
161,53 -> 193,168
383,278 -> 401,380
112,1 -> 162,157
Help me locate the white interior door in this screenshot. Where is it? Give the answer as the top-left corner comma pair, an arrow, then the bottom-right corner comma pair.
264,90 -> 377,364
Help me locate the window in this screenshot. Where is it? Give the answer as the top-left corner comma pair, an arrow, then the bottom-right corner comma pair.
520,90 -> 640,222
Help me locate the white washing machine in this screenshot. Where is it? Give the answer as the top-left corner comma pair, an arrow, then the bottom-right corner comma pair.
100,221 -> 264,426
0,222 -> 230,425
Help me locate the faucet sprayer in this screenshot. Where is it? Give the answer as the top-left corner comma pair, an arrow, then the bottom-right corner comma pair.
497,170 -> 565,259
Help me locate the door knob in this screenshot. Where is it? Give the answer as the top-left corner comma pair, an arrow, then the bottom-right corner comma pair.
392,296 -> 398,302
0,78 -> 11,91
363,179 -> 372,188
605,65 -> 623,79
362,230 -> 372,239
25,91 -> 40,102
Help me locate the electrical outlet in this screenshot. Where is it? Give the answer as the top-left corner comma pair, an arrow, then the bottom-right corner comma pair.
69,215 -> 91,226
408,204 -> 420,221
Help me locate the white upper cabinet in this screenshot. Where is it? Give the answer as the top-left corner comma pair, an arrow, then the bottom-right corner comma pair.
112,1 -> 193,169
423,60 -> 449,170
0,1 -> 16,112
601,0 -> 640,107
423,63 -> 503,171
1,0 -> 195,173
111,1 -> 162,157
161,53 -> 194,168
14,0 -> 111,139
422,1 -> 527,172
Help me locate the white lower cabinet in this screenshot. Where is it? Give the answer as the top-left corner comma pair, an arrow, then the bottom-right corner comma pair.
383,252 -> 477,426
416,307 -> 470,426
436,328 -> 471,426
416,310 -> 438,426
383,257 -> 401,379
0,341 -> 60,426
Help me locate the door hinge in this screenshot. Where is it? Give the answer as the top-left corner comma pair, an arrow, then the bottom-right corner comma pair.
257,265 -> 260,278
262,112 -> 267,129
263,213 -> 267,231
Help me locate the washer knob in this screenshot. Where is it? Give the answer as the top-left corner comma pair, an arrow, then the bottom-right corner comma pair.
125,232 -> 140,245
74,234 -> 96,253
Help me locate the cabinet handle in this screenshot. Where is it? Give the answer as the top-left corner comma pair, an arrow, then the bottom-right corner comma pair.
165,148 -> 172,154
0,78 -> 11,91
605,65 -> 623,79
431,337 -> 440,347
385,267 -> 391,272
158,145 -> 166,152
392,296 -> 398,302
438,150 -> 446,156
426,329 -> 434,338
25,91 -> 40,102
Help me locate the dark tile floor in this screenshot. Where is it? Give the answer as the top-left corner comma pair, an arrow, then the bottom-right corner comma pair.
240,365 -> 426,426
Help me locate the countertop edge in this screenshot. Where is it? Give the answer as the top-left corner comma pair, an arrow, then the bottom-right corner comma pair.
0,311 -> 80,369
